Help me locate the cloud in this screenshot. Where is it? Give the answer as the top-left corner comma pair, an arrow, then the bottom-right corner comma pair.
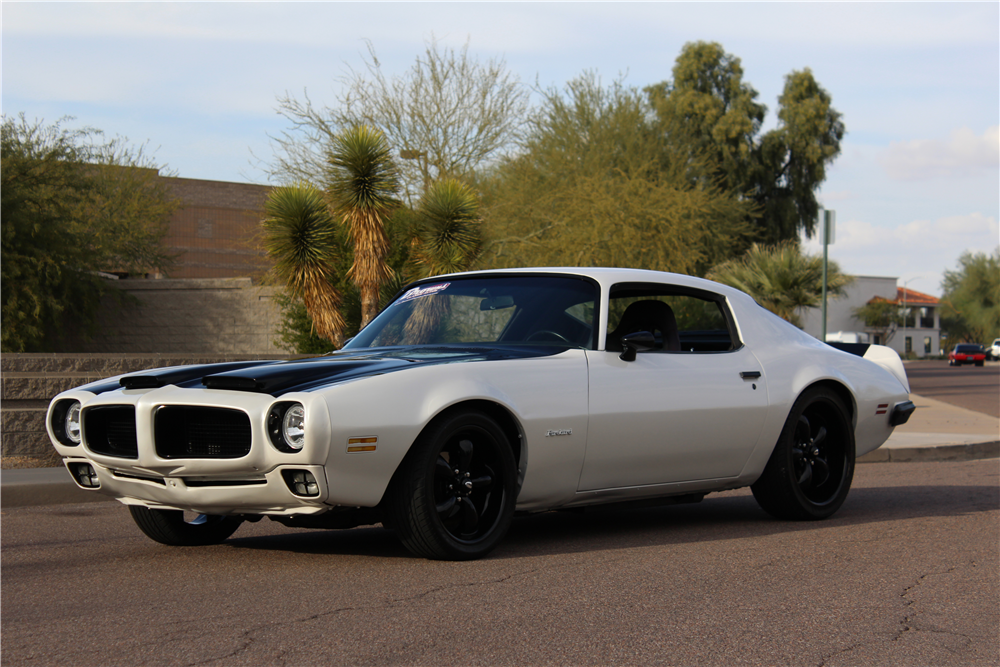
801,212 -> 999,297
879,126 -> 1000,181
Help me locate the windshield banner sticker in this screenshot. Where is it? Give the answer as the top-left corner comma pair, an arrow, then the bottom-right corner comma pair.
398,282 -> 450,303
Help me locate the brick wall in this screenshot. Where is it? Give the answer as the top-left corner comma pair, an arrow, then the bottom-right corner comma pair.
161,177 -> 272,280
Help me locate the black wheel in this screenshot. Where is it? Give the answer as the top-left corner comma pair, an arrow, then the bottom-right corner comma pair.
751,388 -> 855,521
975,360 -> 984,367
387,411 -> 516,560
128,506 -> 243,546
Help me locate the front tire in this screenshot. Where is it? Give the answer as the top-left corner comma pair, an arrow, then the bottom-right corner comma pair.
128,506 -> 243,546
387,411 -> 516,560
752,388 -> 855,520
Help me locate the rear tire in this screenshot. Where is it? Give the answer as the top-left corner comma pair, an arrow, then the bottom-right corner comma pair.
386,411 -> 516,560
752,388 -> 855,521
128,506 -> 243,546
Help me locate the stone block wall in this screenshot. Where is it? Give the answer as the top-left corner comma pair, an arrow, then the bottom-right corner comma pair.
1,353 -> 292,463
75,278 -> 285,355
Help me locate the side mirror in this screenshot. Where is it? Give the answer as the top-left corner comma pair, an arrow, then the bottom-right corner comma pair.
619,331 -> 656,362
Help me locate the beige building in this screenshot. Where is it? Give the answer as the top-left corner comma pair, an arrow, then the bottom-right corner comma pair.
801,276 -> 942,358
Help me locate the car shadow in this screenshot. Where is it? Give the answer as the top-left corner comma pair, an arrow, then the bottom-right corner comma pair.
223,482 -> 998,560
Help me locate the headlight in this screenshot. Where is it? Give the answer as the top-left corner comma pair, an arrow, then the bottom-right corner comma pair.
268,402 -> 305,452
51,399 -> 83,446
282,404 -> 305,450
65,401 -> 82,444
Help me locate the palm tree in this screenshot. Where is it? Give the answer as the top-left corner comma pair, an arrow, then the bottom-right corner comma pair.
707,240 -> 852,327
261,185 -> 345,345
325,125 -> 400,327
407,178 -> 483,279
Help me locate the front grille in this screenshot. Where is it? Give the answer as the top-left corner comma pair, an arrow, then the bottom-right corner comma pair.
84,406 -> 138,459
155,407 -> 252,459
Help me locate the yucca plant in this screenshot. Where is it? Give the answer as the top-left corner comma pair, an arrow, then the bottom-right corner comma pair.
325,125 -> 400,327
261,184 -> 345,345
707,240 -> 852,327
400,178 -> 484,344
407,178 -> 483,279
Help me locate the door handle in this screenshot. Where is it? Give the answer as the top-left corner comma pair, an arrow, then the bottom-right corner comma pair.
740,371 -> 761,379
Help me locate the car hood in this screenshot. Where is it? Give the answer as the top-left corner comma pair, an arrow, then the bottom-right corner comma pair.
97,346 -> 569,397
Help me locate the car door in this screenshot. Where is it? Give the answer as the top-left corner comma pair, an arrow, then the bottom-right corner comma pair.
578,285 -> 769,491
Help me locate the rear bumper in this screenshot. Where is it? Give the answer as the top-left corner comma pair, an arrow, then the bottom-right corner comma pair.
890,400 -> 916,427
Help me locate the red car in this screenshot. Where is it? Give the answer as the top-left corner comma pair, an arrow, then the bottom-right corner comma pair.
948,343 -> 986,367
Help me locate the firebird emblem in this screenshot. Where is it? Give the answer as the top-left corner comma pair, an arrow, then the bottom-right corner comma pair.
545,429 -> 573,437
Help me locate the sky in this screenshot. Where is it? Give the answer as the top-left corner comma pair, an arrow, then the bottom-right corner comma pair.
3,2 -> 998,298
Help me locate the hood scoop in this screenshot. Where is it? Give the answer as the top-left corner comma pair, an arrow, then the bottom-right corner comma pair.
201,376 -> 264,391
120,361 -> 280,390
200,359 -> 401,395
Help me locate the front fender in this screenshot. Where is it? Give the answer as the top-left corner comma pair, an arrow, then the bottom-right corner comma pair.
318,350 -> 590,508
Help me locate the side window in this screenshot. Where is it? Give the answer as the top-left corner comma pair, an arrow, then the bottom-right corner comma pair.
606,283 -> 738,353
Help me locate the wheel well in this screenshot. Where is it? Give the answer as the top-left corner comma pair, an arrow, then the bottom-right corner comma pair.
380,400 -> 524,510
801,380 -> 857,428
425,400 -> 524,470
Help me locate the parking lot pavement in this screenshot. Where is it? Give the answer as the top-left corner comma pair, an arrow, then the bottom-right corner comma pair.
3,393 -> 997,508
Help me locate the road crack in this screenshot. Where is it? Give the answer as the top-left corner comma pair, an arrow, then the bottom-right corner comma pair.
892,563 -> 974,650
178,566 -> 545,666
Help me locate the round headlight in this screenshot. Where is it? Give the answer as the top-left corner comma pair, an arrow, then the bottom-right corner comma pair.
281,404 -> 305,451
64,401 -> 82,444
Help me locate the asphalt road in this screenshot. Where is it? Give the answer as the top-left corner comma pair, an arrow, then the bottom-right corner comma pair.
906,360 -> 999,418
2,459 -> 997,666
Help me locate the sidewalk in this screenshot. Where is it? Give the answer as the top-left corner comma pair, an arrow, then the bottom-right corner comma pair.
858,393 -> 999,462
2,393 -> 997,509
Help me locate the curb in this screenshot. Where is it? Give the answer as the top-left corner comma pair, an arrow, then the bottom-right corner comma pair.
857,441 -> 999,463
3,441 -> 999,509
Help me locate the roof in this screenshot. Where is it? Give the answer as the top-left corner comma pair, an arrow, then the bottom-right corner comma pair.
420,267 -> 754,301
866,287 -> 940,307
897,287 -> 940,306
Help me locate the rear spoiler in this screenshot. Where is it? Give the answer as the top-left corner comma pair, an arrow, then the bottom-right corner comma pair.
827,342 -> 910,393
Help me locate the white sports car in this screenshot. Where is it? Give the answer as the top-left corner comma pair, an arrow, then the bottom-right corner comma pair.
47,268 -> 915,560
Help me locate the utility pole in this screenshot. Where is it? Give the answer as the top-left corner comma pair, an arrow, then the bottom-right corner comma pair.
821,209 -> 835,342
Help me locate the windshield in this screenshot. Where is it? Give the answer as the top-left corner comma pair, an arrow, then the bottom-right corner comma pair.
344,275 -> 598,350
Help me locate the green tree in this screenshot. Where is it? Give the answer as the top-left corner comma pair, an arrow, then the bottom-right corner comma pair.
481,74 -> 753,274
325,125 -> 401,327
271,38 -> 529,204
940,249 -> 1000,343
853,298 -> 901,345
1,115 -> 178,352
707,241 -> 852,327
261,184 -> 346,346
647,42 -> 845,245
